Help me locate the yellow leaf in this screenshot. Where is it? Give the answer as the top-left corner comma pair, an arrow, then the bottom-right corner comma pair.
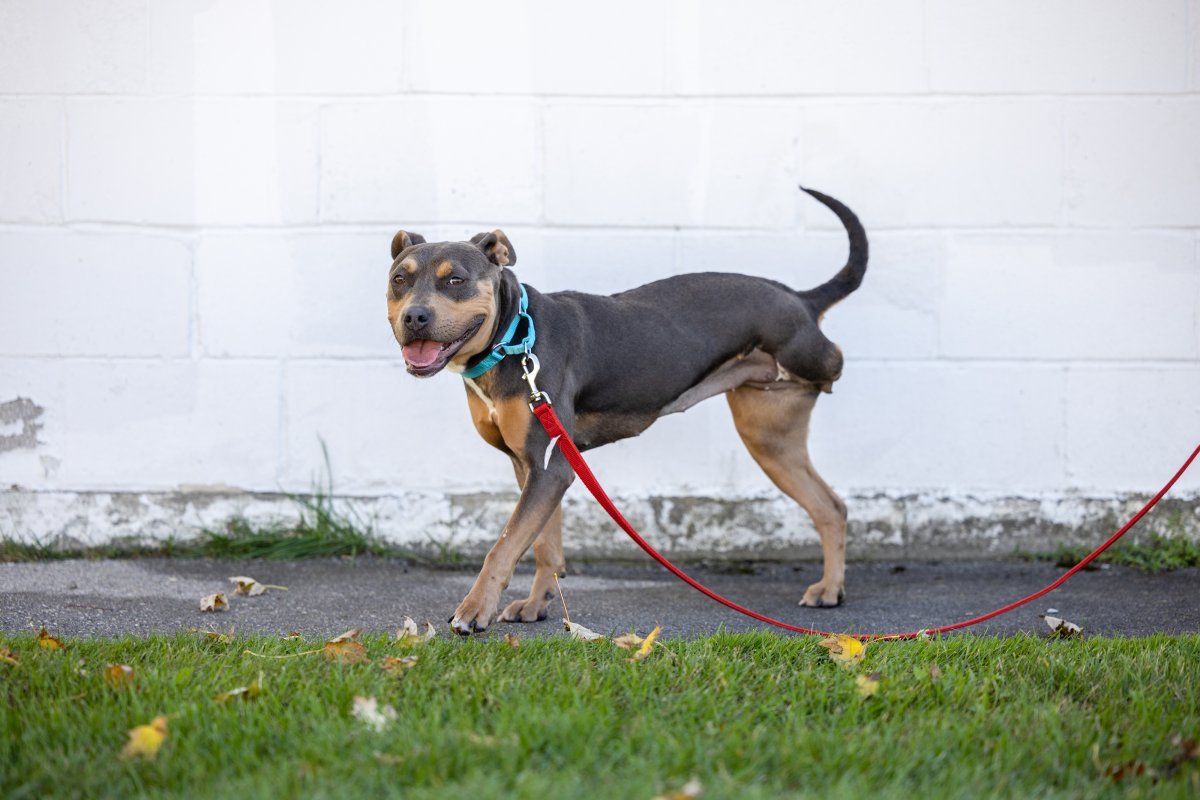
324,629 -> 369,663
214,671 -> 264,703
104,664 -> 135,689
563,620 -> 605,641
199,592 -> 229,612
380,655 -> 419,678
121,715 -> 168,760
1,645 -> 19,666
504,633 -> 520,649
654,778 -> 703,799
818,634 -> 865,666
613,632 -> 644,650
1040,614 -> 1083,638
856,671 -> 882,698
37,627 -> 63,650
628,625 -> 662,663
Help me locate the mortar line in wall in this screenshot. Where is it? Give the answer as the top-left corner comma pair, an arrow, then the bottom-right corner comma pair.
4,355 -> 1194,369
1,91 -> 1196,102
3,221 -> 1198,237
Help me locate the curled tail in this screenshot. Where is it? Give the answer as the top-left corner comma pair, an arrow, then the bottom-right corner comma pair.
798,187 -> 869,316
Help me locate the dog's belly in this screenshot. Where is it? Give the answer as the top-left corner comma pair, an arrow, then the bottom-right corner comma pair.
572,410 -> 660,451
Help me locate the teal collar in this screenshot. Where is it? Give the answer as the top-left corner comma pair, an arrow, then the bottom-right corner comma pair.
460,284 -> 534,380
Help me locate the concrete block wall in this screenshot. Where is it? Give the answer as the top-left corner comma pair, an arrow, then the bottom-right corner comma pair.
1,1 -> 1198,558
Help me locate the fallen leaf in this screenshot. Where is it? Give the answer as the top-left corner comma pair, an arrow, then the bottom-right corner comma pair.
200,593 -> 229,612
818,634 -> 865,666
0,645 -> 18,666
121,715 -> 169,760
929,663 -> 943,681
324,629 -> 369,664
504,633 -> 520,649
654,778 -> 703,799
628,625 -> 662,663
373,751 -> 406,766
37,627 -> 63,650
228,576 -> 287,596
282,631 -> 302,640
351,696 -> 397,732
395,617 -> 437,646
564,620 -> 605,641
1166,734 -> 1200,776
1105,759 -> 1150,782
191,627 -> 233,643
613,632 -> 645,650
380,655 -> 418,678
1040,614 -> 1083,638
856,671 -> 882,698
214,671 -> 264,703
104,664 -> 136,689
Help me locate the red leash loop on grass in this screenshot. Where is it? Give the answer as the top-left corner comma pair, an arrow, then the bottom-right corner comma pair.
532,402 -> 1200,641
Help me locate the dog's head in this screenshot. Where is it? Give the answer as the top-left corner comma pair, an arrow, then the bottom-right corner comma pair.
386,229 -> 517,377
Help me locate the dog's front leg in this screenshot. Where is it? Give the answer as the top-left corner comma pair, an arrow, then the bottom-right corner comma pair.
451,458 -> 574,634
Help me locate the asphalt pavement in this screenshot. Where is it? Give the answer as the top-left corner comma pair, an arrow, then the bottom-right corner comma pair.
2,557 -> 1198,639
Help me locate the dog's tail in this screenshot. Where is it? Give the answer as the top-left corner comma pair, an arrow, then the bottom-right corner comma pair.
798,187 -> 869,316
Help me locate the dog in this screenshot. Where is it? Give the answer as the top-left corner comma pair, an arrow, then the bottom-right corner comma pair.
387,187 -> 867,635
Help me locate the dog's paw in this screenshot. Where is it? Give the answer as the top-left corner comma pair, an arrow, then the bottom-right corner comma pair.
498,593 -> 552,623
799,582 -> 845,608
450,595 -> 499,635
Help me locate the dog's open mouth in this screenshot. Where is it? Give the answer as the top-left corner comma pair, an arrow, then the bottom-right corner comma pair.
402,319 -> 483,377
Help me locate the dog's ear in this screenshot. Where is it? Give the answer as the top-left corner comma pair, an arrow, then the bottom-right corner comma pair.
390,230 -> 427,260
469,229 -> 516,267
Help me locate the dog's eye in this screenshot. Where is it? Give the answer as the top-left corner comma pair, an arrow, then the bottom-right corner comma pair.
446,276 -> 465,287
391,273 -> 405,285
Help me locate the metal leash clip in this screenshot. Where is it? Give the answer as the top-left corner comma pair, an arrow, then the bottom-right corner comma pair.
521,352 -> 551,411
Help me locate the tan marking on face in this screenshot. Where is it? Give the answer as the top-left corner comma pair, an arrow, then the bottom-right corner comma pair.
435,261 -> 454,279
435,280 -> 498,366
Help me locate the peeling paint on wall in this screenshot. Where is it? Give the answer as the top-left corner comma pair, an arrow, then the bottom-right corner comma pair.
0,397 -> 44,453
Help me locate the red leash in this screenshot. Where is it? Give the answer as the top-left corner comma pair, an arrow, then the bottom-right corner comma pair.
532,402 -> 1200,640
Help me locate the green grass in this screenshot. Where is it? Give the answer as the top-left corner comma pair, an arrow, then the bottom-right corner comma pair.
1019,532 -> 1200,573
3,632 -> 1198,799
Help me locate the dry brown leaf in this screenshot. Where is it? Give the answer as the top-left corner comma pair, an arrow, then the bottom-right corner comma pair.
282,631 -> 302,640
628,625 -> 662,663
214,671 -> 264,703
818,634 -> 865,666
504,633 -> 521,649
856,671 -> 882,698
613,632 -> 645,650
653,778 -> 703,799
1040,614 -> 1083,638
200,592 -> 229,612
380,655 -> 419,678
37,627 -> 63,650
121,715 -> 168,760
104,664 -> 136,689
564,620 -> 605,641
191,627 -> 234,643
324,629 -> 369,664
0,645 -> 18,666
929,663 -> 943,681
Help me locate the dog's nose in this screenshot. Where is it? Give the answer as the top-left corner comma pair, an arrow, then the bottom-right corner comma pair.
403,306 -> 432,331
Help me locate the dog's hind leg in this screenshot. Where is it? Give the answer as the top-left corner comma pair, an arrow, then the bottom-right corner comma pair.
498,459 -> 567,622
726,383 -> 847,607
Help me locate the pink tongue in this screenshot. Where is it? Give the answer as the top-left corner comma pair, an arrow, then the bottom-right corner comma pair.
402,340 -> 443,368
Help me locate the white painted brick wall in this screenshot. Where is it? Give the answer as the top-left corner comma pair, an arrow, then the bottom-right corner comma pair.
1,1 -> 1198,549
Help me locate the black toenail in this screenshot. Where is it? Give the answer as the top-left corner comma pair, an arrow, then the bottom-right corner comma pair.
536,609 -> 547,621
